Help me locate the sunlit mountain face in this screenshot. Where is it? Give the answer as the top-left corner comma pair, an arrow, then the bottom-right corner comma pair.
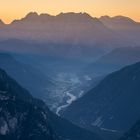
0,12 -> 140,47
0,10 -> 140,140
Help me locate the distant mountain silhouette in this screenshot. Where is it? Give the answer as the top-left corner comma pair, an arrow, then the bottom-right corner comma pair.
0,12 -> 140,61
0,20 -> 5,27
100,15 -> 140,29
0,13 -> 140,62
0,12 -> 136,47
100,15 -> 140,45
12,12 -> 96,23
0,38 -> 107,62
84,47 -> 140,77
12,12 -> 53,23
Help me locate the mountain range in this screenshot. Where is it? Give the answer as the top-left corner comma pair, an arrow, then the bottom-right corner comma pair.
100,15 -> 140,29
0,12 -> 140,140
0,12 -> 140,49
84,47 -> 140,77
99,15 -> 140,45
0,12 -> 115,44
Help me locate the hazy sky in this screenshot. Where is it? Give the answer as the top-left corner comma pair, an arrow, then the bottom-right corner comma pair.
0,0 -> 140,23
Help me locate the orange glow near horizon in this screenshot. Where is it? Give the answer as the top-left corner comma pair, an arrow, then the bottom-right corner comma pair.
0,0 -> 140,24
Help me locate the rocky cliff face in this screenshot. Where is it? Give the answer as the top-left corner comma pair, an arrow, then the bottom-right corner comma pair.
0,68 -> 101,140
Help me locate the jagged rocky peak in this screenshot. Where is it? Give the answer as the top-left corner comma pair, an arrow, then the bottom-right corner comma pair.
100,15 -> 137,23
0,19 -> 5,26
57,12 -> 92,17
56,12 -> 95,22
25,12 -> 39,19
12,12 -> 52,23
25,12 -> 53,20
112,15 -> 136,23
100,15 -> 111,20
12,12 -> 99,23
39,13 -> 53,17
11,12 -> 39,23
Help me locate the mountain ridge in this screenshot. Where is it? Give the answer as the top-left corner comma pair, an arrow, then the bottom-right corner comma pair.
62,61 -> 140,139
0,12 -> 140,48
3,12 -> 140,24
0,68 -> 101,140
84,46 -> 140,77
0,20 -> 5,27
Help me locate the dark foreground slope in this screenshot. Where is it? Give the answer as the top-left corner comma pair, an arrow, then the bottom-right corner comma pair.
63,62 -> 140,138
0,68 -> 100,140
0,52 -> 53,98
120,120 -> 140,140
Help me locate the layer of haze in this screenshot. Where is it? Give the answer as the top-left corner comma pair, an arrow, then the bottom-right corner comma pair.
0,0 -> 140,23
